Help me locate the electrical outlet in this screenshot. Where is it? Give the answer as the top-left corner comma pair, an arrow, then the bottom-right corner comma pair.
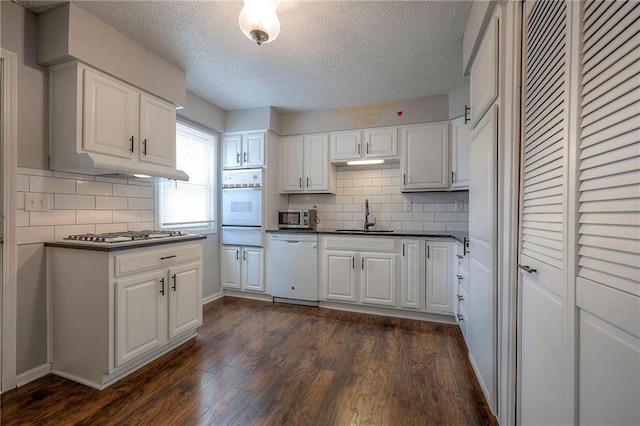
312,198 -> 318,209
404,200 -> 412,212
25,193 -> 49,212
455,201 -> 464,212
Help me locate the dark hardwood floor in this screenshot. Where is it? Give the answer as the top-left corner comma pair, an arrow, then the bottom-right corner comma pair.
2,297 -> 496,425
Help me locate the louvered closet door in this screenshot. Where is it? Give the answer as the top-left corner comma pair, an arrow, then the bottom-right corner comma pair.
518,1 -> 571,424
576,1 -> 640,424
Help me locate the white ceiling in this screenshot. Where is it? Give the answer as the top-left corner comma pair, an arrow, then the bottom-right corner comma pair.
18,0 -> 472,113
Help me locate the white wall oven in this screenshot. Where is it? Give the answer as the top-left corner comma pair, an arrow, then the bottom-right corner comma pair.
221,169 -> 263,246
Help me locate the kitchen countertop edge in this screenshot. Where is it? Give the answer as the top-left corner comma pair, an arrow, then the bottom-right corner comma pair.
266,229 -> 468,243
45,234 -> 208,252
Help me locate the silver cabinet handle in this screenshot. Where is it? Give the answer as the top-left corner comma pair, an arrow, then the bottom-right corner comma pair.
402,243 -> 405,257
161,255 -> 177,260
236,152 -> 241,163
299,177 -> 302,188
357,143 -> 361,155
130,136 -> 135,153
457,254 -> 464,259
457,314 -> 464,321
243,250 -> 247,261
236,249 -> 239,260
361,257 -> 364,270
171,274 -> 177,291
143,139 -> 148,156
160,278 -> 165,295
518,264 -> 537,274
403,173 -> 407,185
457,274 -> 463,280
243,152 -> 248,162
457,294 -> 464,301
451,171 -> 455,183
366,142 -> 370,154
352,257 -> 355,269
306,177 -> 310,187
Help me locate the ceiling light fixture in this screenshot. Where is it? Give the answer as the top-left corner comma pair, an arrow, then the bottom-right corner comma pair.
238,0 -> 281,46
346,159 -> 385,166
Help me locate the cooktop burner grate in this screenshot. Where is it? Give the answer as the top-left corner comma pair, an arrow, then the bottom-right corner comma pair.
65,230 -> 188,243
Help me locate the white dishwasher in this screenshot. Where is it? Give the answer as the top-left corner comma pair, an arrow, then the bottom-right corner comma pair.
267,232 -> 318,305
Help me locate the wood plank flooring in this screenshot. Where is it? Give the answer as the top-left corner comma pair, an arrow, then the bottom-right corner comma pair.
1,297 -> 496,425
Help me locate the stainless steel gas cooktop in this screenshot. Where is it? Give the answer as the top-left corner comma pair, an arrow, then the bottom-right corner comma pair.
65,230 -> 188,243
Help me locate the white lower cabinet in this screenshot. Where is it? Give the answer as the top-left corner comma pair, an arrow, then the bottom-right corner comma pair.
324,250 -> 358,302
320,235 -> 459,317
221,245 -> 264,293
400,239 -> 421,309
360,252 -> 396,307
426,241 -> 455,314
48,240 -> 204,389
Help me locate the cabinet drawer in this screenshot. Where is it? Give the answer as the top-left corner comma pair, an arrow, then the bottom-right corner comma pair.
115,243 -> 202,277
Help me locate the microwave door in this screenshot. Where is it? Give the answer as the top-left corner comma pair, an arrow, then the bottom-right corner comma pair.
222,188 -> 262,227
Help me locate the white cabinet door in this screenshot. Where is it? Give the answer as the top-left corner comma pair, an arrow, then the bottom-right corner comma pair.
304,134 -> 330,192
451,117 -> 470,189
470,15 -> 499,128
242,247 -> 264,292
360,252 -> 396,307
222,135 -> 242,169
324,250 -> 357,302
401,123 -> 450,191
331,131 -> 361,161
400,239 -> 421,310
83,68 -> 139,159
139,93 -> 176,167
114,270 -> 166,367
168,262 -> 202,339
243,132 -> 265,168
364,127 -> 398,158
425,241 -> 454,314
279,136 -> 304,192
221,246 -> 242,289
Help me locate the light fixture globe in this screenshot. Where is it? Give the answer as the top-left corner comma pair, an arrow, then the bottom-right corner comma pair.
239,0 -> 281,45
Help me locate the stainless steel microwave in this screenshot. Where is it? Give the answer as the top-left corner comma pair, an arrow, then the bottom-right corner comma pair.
278,209 -> 317,229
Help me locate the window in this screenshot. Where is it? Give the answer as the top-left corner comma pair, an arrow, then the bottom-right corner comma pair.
158,121 -> 216,232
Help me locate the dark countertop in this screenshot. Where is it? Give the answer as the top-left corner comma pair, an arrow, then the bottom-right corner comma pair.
267,228 -> 468,243
45,234 -> 207,252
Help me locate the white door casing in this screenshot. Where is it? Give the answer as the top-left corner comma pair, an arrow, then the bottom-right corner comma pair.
1,48 -> 18,393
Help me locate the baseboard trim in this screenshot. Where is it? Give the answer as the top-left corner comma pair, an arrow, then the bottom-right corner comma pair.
202,291 -> 224,305
223,289 -> 273,302
16,364 -> 51,387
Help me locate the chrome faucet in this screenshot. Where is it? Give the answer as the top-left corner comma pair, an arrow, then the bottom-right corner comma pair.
364,199 -> 376,231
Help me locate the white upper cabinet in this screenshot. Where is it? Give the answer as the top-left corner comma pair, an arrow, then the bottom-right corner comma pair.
363,127 -> 398,158
451,116 -> 470,189
49,62 -> 186,180
330,127 -> 398,163
470,15 -> 499,128
83,68 -> 139,159
280,134 -> 336,193
222,132 -> 265,169
139,93 -> 177,167
400,122 -> 450,191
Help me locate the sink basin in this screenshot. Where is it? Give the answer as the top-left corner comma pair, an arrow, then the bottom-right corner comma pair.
333,229 -> 394,233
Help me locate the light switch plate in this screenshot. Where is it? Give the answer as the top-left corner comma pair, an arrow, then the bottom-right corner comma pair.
25,193 -> 49,212
404,200 -> 412,212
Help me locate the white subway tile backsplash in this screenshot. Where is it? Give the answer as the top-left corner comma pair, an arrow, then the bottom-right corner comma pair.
30,210 -> 76,226
113,184 -> 142,197
140,186 -> 154,198
128,222 -> 156,231
77,180 -> 113,196
55,194 -> 95,210
402,222 -> 424,231
113,210 -> 142,223
362,186 -> 381,195
30,176 -> 75,194
446,222 -> 468,231
362,169 -> 382,178
76,210 -> 112,224
96,223 -> 128,234
337,179 -> 353,188
96,196 -> 128,210
334,212 -> 353,221
435,193 -> 459,202
141,210 -> 155,222
17,174 -> 29,192
326,204 -> 345,212
424,222 -> 447,231
18,226 -> 55,245
392,212 -> 413,221
353,178 -> 372,187
128,197 -> 154,210
435,212 -> 458,222
344,187 -> 363,196
412,213 -> 435,222
17,210 -> 29,227
16,193 -> 25,209
17,167 -> 53,177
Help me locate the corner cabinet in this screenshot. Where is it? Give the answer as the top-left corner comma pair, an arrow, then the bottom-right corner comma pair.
221,246 -> 265,293
49,62 -> 186,180
222,132 -> 265,169
400,122 -> 450,191
279,134 -> 336,194
47,240 -> 204,389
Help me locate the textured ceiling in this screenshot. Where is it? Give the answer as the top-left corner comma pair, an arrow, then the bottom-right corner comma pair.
18,0 -> 471,113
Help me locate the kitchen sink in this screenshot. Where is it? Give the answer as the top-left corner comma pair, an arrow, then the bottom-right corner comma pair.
333,229 -> 394,233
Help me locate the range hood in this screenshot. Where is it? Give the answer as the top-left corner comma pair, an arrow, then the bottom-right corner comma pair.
49,150 -> 189,181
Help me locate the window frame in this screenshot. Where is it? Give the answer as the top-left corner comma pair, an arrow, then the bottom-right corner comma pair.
156,119 -> 218,234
